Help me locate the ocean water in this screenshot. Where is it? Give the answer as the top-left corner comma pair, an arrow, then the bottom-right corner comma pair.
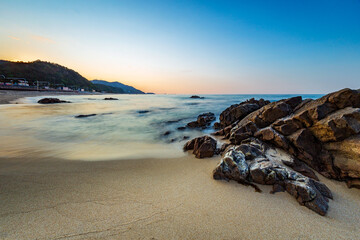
0,94 -> 322,161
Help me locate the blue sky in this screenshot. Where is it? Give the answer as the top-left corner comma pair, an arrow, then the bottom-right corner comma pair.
0,0 -> 359,93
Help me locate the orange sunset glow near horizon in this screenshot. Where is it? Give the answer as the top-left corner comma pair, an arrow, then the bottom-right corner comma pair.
1,1 -> 360,94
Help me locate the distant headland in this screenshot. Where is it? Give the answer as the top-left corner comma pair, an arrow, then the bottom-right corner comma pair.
0,60 -> 144,94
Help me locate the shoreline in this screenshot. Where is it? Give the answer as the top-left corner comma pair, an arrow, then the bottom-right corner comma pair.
1,155 -> 360,239
0,90 -> 98,104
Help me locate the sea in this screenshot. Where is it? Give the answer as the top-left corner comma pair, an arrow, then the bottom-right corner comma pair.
0,94 -> 322,161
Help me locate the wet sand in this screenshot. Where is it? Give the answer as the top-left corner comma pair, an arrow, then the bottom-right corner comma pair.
1,155 -> 360,240
0,90 -> 96,104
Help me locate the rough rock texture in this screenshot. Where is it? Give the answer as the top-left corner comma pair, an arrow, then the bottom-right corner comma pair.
183,136 -> 218,158
187,112 -> 216,128
184,88 -> 360,215
324,134 -> 360,179
213,140 -> 332,215
38,98 -> 70,104
218,98 -> 270,128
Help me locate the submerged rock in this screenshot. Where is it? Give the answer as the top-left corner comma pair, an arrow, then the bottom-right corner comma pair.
190,95 -> 204,99
75,114 -> 97,118
38,98 -> 70,104
104,97 -> 118,100
138,110 -> 150,114
163,131 -> 172,136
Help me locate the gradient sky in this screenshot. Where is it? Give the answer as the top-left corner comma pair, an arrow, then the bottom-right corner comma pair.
0,0 -> 359,94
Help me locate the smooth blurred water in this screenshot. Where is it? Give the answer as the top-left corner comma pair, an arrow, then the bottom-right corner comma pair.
0,93 -> 322,161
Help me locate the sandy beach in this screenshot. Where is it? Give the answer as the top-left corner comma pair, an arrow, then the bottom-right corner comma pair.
1,155 -> 360,240
0,90 -> 96,104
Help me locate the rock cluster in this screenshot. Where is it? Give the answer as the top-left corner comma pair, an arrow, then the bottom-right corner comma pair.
187,112 -> 216,128
38,98 -> 70,104
183,88 -> 360,215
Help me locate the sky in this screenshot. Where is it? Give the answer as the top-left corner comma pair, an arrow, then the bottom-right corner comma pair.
0,0 -> 359,94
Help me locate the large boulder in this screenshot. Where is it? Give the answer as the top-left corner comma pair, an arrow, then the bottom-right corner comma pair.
213,140 -> 333,215
183,136 -> 218,158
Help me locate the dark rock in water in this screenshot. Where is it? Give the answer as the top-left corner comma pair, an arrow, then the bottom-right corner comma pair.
75,114 -> 97,118
163,131 -> 172,136
187,112 -> 215,128
190,95 -> 204,99
183,136 -> 218,158
104,97 -> 118,100
138,110 -> 150,114
38,98 -> 70,104
183,136 -> 190,140
177,126 -> 186,131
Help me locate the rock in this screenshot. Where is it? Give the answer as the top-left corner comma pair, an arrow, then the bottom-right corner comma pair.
272,117 -> 303,136
104,97 -> 118,100
346,179 -> 360,189
163,131 -> 172,136
212,125 -> 234,137
75,114 -> 97,118
38,98 -> 70,104
183,136 -> 217,158
213,140 -> 332,215
218,143 -> 232,155
254,127 -> 290,150
229,121 -> 258,145
219,103 -> 261,128
250,160 -> 276,185
138,110 -> 150,114
177,126 -> 186,131
292,88 -> 360,127
310,107 -> 360,142
229,97 -> 302,141
218,98 -> 270,128
213,122 -> 221,130
190,95 -> 204,99
187,112 -> 215,128
324,134 -> 360,179
270,183 -> 285,194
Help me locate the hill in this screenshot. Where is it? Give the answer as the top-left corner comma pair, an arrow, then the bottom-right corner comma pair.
0,60 -> 94,90
92,80 -> 144,94
0,60 -> 144,94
